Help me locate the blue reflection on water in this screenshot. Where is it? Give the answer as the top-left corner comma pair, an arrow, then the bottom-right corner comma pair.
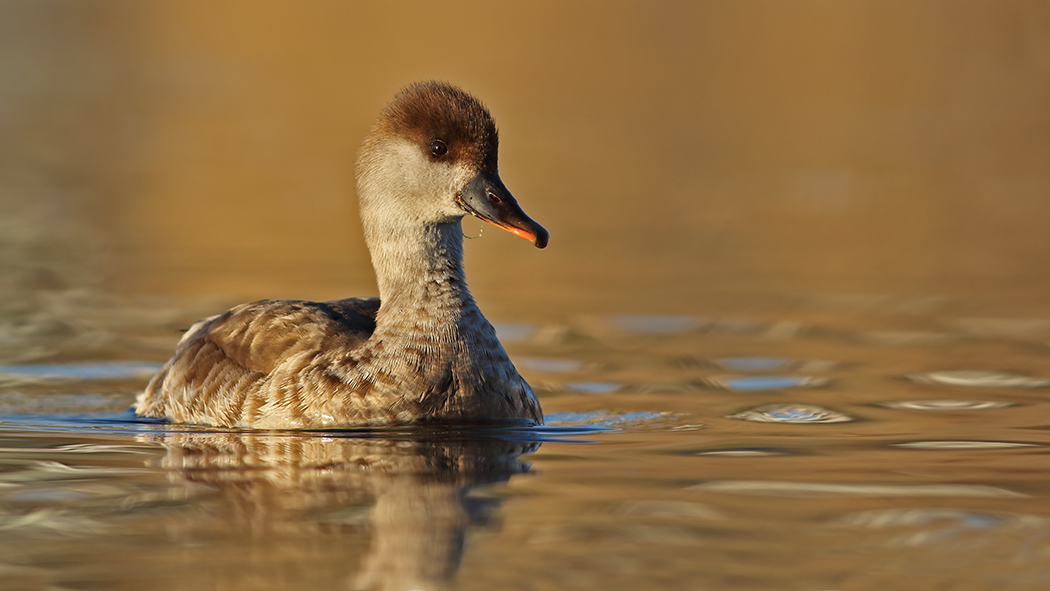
0,409 -> 665,444
0,362 -> 163,380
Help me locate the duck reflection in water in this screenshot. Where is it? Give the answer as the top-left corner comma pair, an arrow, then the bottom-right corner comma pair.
140,429 -> 537,591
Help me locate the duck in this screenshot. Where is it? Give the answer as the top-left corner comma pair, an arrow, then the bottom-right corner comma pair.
134,81 -> 548,429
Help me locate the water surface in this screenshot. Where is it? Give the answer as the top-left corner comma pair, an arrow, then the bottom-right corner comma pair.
4,2 -> 1050,590
4,302 -> 1050,590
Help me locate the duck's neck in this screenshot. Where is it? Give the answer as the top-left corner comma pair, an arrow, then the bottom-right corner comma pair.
365,219 -> 480,333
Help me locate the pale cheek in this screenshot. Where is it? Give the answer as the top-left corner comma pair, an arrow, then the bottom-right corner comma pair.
359,138 -> 478,222
446,163 -> 478,208
451,163 -> 476,189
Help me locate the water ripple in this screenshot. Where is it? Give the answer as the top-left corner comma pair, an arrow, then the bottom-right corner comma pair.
880,399 -> 1013,411
564,381 -> 622,394
859,331 -> 958,346
728,404 -> 854,424
838,508 -> 1028,529
893,440 -> 1037,450
689,480 -> 1025,498
702,375 -> 830,391
0,362 -> 161,381
609,315 -> 699,335
544,411 -> 670,429
711,357 -> 796,371
689,448 -> 789,457
517,358 -> 584,373
709,357 -> 838,372
619,500 -> 725,520
906,370 -> 1050,388
492,323 -> 537,342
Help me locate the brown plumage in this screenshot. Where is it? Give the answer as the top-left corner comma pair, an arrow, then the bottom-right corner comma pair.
135,82 -> 548,429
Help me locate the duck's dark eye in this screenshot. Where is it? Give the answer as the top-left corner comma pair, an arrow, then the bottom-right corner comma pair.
429,140 -> 448,157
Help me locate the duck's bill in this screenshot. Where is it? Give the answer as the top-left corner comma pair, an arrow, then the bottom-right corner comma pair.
456,172 -> 549,249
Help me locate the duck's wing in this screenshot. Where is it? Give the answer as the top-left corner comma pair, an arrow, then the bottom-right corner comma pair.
136,297 -> 380,425
198,298 -> 379,374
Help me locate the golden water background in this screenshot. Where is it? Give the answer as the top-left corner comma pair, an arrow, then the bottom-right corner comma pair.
4,3 -> 1050,591
4,1 -> 1050,316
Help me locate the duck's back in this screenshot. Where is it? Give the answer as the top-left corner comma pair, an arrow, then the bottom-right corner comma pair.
136,298 -> 380,427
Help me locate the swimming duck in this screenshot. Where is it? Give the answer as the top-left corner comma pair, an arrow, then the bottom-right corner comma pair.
135,81 -> 548,429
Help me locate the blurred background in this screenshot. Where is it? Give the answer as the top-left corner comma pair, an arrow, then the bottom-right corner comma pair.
3,0 -> 1050,328
4,5 -> 1050,588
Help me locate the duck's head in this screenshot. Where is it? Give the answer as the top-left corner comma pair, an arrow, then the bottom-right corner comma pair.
357,81 -> 548,248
